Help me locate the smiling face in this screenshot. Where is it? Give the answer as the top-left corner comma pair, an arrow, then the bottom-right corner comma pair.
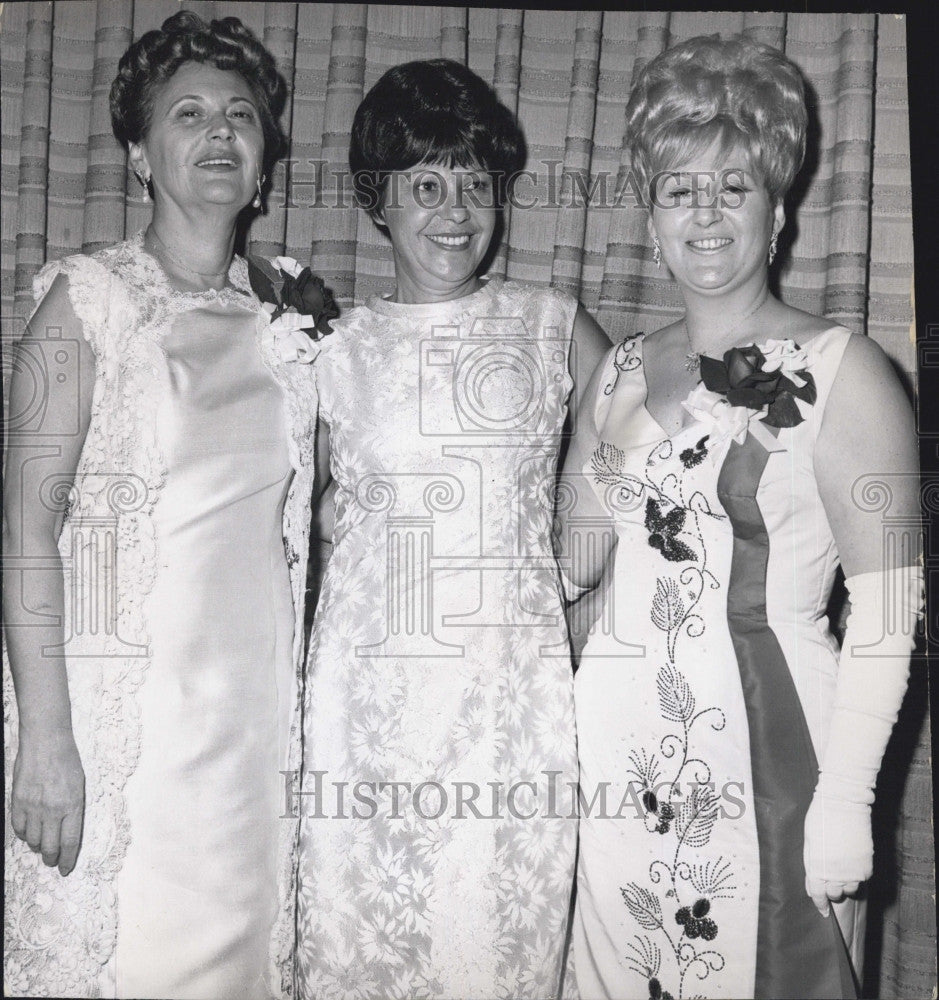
130,61 -> 265,215
649,139 -> 784,300
377,163 -> 497,303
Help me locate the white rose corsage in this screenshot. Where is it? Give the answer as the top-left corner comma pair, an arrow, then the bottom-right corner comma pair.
682,339 -> 816,460
247,255 -> 338,364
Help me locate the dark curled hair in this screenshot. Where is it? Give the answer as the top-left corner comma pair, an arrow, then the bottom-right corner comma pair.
350,59 -> 527,217
110,11 -> 288,170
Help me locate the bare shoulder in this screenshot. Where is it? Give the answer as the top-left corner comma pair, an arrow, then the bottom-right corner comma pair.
773,304 -> 842,348
833,331 -> 910,407
819,328 -> 913,453
640,319 -> 684,361
836,328 -> 895,368
642,318 -> 684,344
769,306 -> 902,398
571,303 -> 611,345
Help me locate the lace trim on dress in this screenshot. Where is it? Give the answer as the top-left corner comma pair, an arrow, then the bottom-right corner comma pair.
3,235 -> 318,998
5,242 -> 166,996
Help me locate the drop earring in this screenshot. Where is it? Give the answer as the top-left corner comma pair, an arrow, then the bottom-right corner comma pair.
652,235 -> 661,268
135,170 -> 151,203
768,230 -> 778,265
253,173 -> 266,210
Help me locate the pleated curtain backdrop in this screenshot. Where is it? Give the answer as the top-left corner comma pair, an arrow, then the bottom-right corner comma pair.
0,5 -> 932,998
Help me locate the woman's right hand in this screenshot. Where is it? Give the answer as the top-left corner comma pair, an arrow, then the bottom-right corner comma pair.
4,272 -> 93,879
10,726 -> 85,876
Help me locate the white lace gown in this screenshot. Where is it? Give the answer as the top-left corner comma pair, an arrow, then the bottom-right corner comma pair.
296,279 -> 579,999
3,235 -> 319,998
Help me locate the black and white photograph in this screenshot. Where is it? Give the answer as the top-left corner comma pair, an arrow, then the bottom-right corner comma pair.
2,3 -> 935,999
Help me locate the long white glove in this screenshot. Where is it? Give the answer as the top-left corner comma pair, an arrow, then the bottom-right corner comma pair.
803,564 -> 924,914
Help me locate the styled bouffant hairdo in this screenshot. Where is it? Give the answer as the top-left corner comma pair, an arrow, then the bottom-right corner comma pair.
349,59 -> 527,217
110,11 -> 288,169
624,35 -> 808,206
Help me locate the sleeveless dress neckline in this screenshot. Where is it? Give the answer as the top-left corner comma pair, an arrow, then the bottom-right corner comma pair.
617,325 -> 852,444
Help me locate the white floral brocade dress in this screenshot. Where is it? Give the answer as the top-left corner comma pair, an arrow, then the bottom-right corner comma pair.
296,279 -> 579,999
569,330 -> 865,1000
3,234 -> 319,998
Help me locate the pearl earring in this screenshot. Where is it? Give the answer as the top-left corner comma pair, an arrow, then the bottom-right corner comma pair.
652,235 -> 661,269
768,230 -> 778,265
253,173 -> 266,210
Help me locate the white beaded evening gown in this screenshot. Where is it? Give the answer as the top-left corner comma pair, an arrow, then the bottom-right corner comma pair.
569,330 -> 864,1000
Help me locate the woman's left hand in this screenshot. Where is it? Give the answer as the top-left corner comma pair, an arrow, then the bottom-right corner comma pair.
803,791 -> 869,915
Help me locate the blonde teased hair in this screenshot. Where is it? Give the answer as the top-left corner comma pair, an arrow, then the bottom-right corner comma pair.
624,34 -> 808,206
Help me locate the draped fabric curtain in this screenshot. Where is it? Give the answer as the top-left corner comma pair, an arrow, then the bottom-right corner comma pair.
0,5 -> 931,997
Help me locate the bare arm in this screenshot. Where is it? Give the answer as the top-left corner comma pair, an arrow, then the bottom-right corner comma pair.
313,415 -> 333,505
815,335 -> 919,578
3,273 -> 95,875
557,339 -> 618,594
555,334 -> 619,663
559,315 -> 615,661
568,305 -> 611,416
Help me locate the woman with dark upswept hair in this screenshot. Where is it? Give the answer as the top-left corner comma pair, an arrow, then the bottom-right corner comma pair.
3,12 -> 321,997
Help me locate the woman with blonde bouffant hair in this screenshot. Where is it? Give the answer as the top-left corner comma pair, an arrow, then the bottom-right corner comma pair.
559,34 -> 921,999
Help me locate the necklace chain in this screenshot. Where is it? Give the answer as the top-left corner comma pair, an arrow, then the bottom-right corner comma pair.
146,225 -> 230,279
683,292 -> 770,372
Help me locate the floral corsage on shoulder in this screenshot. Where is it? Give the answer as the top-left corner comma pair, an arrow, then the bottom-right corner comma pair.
248,255 -> 339,364
682,340 -> 817,458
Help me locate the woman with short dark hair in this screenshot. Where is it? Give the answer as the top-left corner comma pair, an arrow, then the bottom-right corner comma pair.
349,58 -> 526,216
559,34 -> 921,999
3,12 -> 323,996
295,58 -> 609,999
